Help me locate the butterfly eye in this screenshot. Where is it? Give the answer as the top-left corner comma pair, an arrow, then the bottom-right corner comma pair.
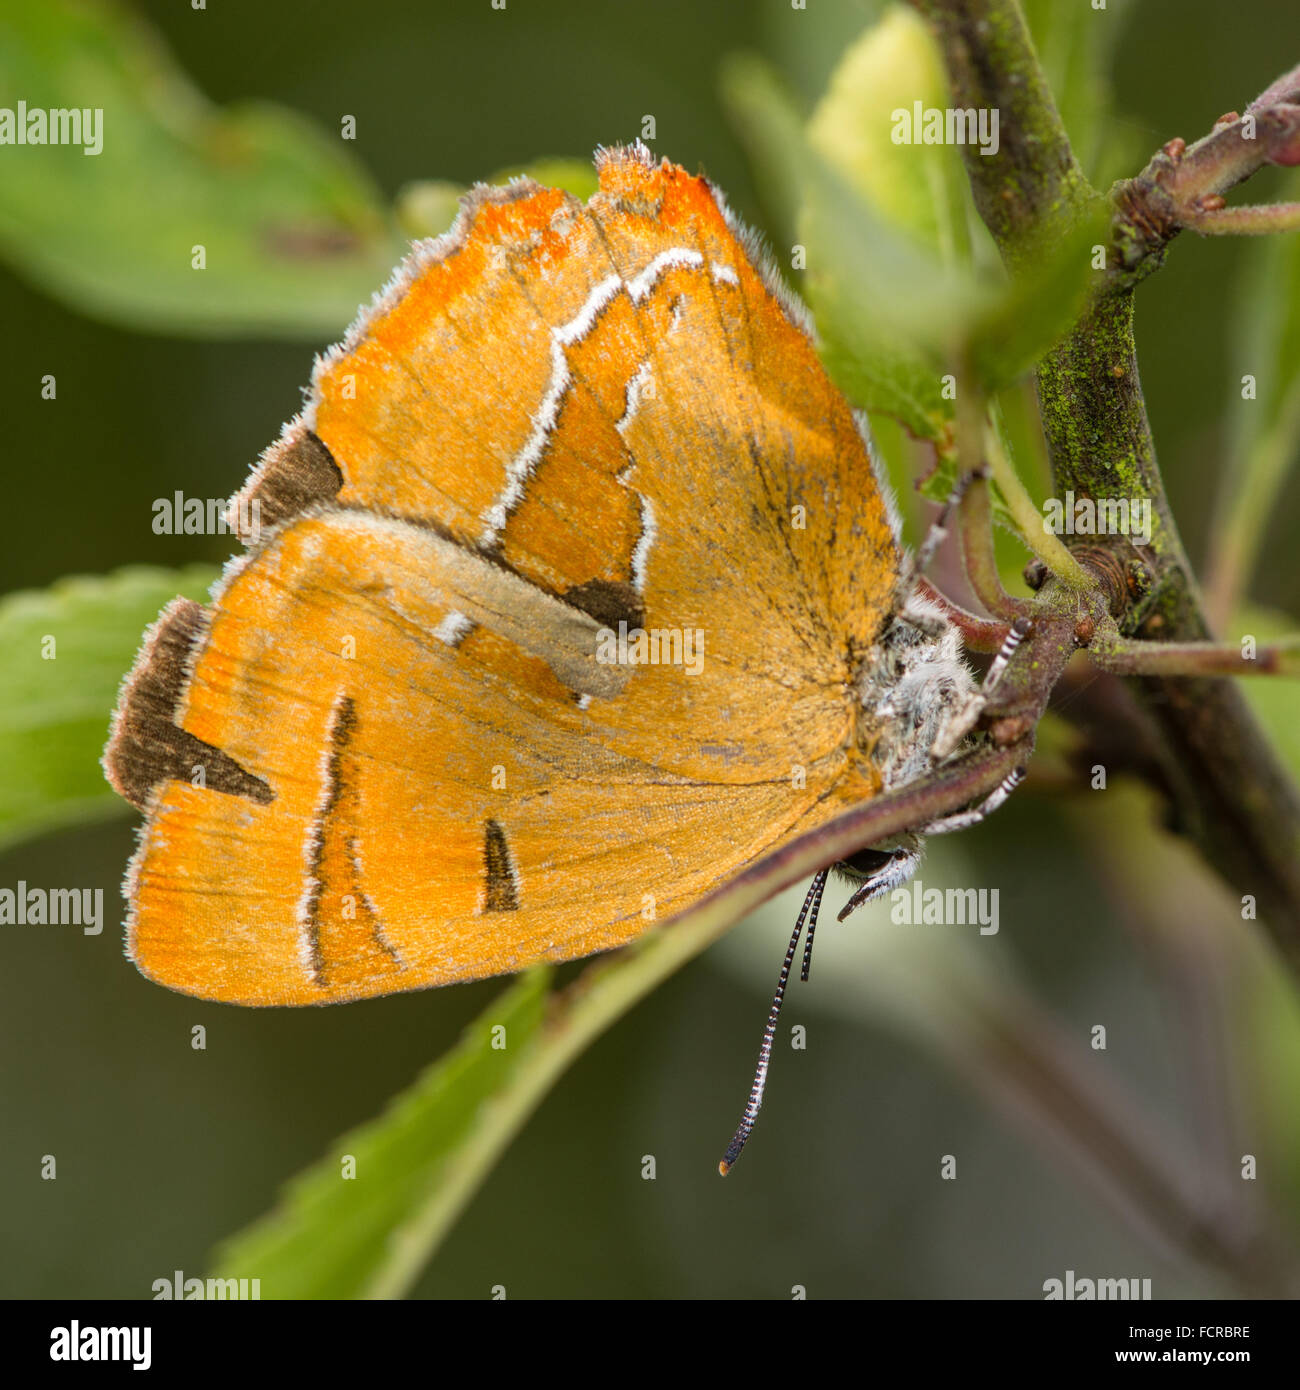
840,845 -> 900,880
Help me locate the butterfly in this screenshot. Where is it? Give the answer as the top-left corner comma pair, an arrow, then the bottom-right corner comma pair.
105,142 -> 1028,1169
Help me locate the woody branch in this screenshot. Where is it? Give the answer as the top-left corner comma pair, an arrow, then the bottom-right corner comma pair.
1113,64 -> 1300,254
907,0 -> 1300,964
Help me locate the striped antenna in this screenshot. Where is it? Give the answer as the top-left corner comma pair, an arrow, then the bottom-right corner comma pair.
983,616 -> 1032,693
719,868 -> 828,1176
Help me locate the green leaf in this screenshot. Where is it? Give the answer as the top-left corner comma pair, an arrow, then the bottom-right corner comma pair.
0,0 -> 404,338
806,5 -> 972,265
967,211 -> 1108,392
210,873 -> 767,1298
210,734 -> 1027,1297
486,157 -> 599,202
722,53 -> 974,444
724,48 -> 1100,443
393,180 -> 467,241
1209,200 -> 1300,622
0,565 -> 217,852
817,334 -> 956,449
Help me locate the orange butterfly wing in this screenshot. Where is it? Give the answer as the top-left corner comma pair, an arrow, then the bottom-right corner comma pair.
106,145 -> 900,1004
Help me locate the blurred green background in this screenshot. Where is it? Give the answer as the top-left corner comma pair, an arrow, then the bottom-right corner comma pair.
2,0 -> 1299,1298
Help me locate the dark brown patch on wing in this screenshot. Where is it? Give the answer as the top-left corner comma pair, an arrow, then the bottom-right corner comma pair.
483,819 -> 519,912
562,577 -> 645,631
104,597 -> 274,810
303,692 -> 354,982
300,693 -> 405,990
237,427 -> 344,538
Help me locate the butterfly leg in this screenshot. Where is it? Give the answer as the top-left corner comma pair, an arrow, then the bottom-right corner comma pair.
915,579 -> 1013,654
897,472 -> 990,642
928,614 -> 1036,762
982,616 -> 1034,695
920,766 -> 1027,835
928,685 -> 987,763
899,470 -> 975,601
901,466 -> 1026,650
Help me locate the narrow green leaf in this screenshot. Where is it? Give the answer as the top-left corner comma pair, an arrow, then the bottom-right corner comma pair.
0,565 -> 217,851
0,0 -> 404,338
1232,603 -> 1300,787
1209,203 -> 1300,625
211,968 -> 554,1299
211,883 -> 762,1299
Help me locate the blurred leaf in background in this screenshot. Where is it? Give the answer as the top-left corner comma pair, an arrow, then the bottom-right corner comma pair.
723,42 -> 965,448
1209,205 -> 1300,628
723,10 -> 1105,457
395,158 -> 598,238
806,5 -> 973,269
0,0 -> 404,338
0,565 -> 215,850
